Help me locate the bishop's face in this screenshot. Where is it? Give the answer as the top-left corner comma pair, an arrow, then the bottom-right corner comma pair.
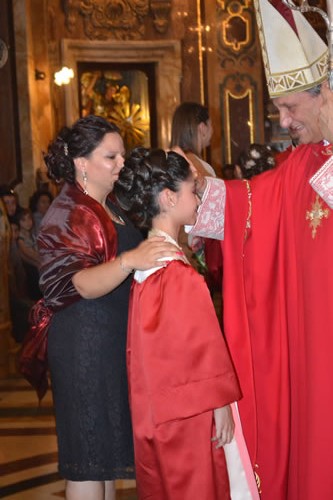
273,90 -> 324,145
319,81 -> 333,144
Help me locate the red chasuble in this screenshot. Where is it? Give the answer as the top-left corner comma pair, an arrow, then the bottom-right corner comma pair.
222,143 -> 333,499
274,144 -> 293,167
127,260 -> 241,500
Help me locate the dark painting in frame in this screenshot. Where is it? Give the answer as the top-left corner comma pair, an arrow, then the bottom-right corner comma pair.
77,61 -> 157,152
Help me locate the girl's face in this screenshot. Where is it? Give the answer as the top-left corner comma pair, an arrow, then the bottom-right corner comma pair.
173,174 -> 201,226
37,194 -> 51,215
19,213 -> 33,231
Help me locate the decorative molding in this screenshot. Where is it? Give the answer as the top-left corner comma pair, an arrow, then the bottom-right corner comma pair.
62,0 -> 150,40
220,72 -> 257,163
150,0 -> 171,34
216,0 -> 256,66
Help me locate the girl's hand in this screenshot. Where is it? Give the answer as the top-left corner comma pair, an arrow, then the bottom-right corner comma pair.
120,237 -> 182,271
212,405 -> 235,449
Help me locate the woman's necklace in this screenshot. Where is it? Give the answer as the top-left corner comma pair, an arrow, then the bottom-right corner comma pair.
104,205 -> 125,225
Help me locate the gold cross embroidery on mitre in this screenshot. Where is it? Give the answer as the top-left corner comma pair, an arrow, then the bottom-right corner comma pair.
306,195 -> 329,239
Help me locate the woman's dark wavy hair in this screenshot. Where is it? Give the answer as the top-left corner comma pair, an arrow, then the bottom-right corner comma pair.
43,115 -> 120,183
114,147 -> 191,230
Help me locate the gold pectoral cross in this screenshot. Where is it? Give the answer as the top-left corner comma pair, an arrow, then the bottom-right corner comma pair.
306,195 -> 329,239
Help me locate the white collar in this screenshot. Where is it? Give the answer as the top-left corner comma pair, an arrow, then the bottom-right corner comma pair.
134,229 -> 189,283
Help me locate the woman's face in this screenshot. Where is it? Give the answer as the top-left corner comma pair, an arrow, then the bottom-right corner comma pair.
78,132 -> 125,195
19,213 -> 33,231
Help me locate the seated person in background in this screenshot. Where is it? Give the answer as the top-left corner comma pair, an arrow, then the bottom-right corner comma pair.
234,143 -> 276,180
29,190 -> 54,234
114,148 -> 258,500
17,208 -> 41,300
8,220 -> 34,342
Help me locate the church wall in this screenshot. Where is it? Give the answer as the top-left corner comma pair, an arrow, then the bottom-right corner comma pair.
2,0 -> 268,200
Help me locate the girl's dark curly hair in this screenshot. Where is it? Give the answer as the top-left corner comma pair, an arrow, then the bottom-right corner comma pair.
44,115 -> 120,183
114,148 -> 191,230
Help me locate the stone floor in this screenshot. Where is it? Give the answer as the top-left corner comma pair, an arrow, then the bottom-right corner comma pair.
0,376 -> 137,499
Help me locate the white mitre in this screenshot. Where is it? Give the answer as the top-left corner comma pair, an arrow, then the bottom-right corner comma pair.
254,0 -> 328,97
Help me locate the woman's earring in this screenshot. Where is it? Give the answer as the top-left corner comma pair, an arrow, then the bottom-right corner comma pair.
83,169 -> 88,195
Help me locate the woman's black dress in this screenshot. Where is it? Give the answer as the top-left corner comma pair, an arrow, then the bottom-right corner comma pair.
48,211 -> 142,481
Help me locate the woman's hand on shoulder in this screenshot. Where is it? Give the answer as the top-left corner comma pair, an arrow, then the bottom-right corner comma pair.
121,237 -> 181,271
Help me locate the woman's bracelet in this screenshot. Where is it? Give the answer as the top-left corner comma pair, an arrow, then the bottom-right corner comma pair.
119,253 -> 134,274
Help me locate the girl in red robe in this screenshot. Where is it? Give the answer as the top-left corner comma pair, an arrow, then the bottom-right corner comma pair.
115,148 -> 258,500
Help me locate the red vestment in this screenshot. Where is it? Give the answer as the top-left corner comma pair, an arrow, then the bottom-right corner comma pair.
274,144 -> 294,167
221,143 -> 333,499
127,260 -> 242,500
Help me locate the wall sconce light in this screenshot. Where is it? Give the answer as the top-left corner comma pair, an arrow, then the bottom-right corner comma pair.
54,66 -> 74,86
35,69 -> 46,80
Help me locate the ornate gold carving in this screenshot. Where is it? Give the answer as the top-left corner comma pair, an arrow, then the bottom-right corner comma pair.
61,0 -> 78,33
150,0 -> 171,34
62,0 -> 149,40
306,194 -> 330,239
217,0 -> 256,66
222,1 -> 250,52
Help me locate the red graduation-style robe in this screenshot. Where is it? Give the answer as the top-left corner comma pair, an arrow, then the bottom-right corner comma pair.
127,259 -> 242,500
192,142 -> 333,499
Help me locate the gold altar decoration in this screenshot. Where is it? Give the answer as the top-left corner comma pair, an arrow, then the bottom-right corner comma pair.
80,68 -> 150,150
